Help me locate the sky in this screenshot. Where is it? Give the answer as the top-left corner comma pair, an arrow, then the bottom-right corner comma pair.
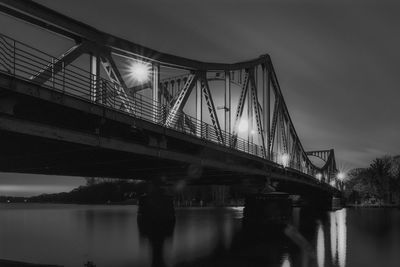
1,0 -> 400,196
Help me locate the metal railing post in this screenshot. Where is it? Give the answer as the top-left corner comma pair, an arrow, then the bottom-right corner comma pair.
12,40 -> 16,75
62,61 -> 65,93
51,57 -> 55,88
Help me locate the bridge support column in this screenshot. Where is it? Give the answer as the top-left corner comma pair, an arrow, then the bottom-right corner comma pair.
137,183 -> 175,233
243,192 -> 292,228
137,183 -> 174,267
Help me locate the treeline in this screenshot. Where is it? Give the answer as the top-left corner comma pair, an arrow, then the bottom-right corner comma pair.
0,196 -> 26,203
29,181 -> 147,204
345,155 -> 400,205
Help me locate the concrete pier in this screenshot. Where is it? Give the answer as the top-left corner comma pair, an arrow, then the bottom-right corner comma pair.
243,192 -> 292,227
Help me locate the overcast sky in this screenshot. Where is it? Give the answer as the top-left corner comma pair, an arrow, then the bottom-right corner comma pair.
1,0 -> 400,196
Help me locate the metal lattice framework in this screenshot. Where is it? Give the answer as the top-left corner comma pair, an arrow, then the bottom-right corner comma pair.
0,0 -> 340,188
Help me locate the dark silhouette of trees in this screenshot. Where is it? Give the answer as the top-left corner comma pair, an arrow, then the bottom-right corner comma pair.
345,155 -> 400,204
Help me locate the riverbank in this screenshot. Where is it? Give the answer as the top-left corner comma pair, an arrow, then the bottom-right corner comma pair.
346,204 -> 400,208
0,259 -> 62,267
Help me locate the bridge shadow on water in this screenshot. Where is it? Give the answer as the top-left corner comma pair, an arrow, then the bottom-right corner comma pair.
138,207 -> 346,267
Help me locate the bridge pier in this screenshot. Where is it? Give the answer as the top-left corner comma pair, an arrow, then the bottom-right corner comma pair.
137,182 -> 175,236
243,192 -> 292,228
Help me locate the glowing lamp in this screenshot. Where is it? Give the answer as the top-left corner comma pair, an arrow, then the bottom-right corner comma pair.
337,172 -> 346,181
129,61 -> 151,83
280,153 -> 290,168
316,173 -> 322,180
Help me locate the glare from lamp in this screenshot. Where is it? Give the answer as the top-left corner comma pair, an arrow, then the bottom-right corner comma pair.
337,172 -> 346,181
238,119 -> 248,133
129,61 -> 151,83
280,153 -> 290,168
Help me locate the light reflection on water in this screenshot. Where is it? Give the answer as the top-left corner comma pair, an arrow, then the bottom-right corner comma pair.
317,221 -> 325,267
0,205 -> 399,267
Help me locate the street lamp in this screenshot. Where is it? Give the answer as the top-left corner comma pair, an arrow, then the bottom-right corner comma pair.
280,153 -> 290,168
337,172 -> 346,181
316,173 -> 322,181
129,60 -> 151,83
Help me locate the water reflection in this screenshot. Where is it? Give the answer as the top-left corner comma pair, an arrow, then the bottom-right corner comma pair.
316,221 -> 325,267
6,205 -> 400,267
337,209 -> 347,267
281,253 -> 291,267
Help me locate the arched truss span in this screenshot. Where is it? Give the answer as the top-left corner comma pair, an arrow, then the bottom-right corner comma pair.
0,0 -> 339,186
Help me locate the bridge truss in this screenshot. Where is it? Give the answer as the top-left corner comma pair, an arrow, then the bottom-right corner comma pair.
0,0 -> 340,187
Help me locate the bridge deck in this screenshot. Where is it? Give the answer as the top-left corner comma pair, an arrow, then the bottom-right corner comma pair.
0,22 -> 340,196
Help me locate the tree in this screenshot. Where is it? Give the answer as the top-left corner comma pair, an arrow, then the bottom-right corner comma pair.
345,155 -> 400,205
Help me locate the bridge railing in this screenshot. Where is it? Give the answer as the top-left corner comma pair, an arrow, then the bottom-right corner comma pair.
0,33 -> 268,159
0,33 -> 329,180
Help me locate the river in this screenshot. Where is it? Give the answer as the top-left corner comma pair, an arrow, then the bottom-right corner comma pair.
0,204 -> 399,267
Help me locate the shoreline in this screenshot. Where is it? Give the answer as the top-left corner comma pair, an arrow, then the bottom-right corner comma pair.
0,259 -> 62,267
346,204 -> 400,208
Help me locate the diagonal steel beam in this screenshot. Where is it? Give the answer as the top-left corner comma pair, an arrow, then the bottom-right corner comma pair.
165,73 -> 197,127
0,4 -> 80,41
30,42 -> 91,84
99,53 -> 128,89
99,53 -> 133,113
231,69 -> 250,147
269,97 -> 279,155
200,73 -> 224,144
159,83 -> 196,133
280,110 -> 289,154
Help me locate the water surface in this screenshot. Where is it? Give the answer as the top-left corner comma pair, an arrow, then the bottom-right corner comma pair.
0,204 -> 399,267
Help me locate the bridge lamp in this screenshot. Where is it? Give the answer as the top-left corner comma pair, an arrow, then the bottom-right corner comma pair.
238,119 -> 248,133
316,173 -> 322,181
337,172 -> 346,181
280,153 -> 290,168
129,60 -> 151,83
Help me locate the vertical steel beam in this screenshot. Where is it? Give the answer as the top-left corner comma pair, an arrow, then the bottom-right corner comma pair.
224,70 -> 231,137
196,77 -> 202,137
248,69 -> 254,145
90,53 -> 99,102
266,64 -> 271,158
152,63 -> 160,122
249,69 -> 267,159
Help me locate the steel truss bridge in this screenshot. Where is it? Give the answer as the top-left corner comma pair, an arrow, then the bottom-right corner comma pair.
0,0 -> 340,197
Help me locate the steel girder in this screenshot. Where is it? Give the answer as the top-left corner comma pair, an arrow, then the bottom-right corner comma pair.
0,0 -> 340,188
231,69 -> 250,147
30,42 -> 92,84
164,74 -> 197,127
200,73 -> 224,144
249,69 -> 267,158
99,54 -> 132,113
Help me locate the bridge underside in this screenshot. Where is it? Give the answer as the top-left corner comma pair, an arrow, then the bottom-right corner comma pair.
0,73 -> 339,197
